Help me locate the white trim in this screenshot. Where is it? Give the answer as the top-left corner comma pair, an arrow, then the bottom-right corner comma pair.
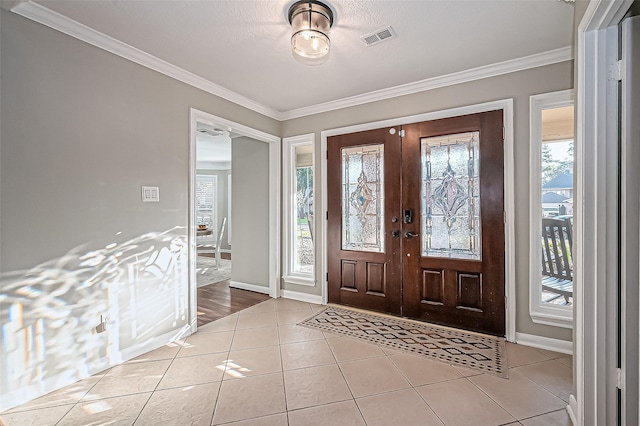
282,275 -> 315,287
280,289 -> 323,305
196,161 -> 231,171
11,1 -> 572,122
0,324 -> 192,412
229,280 -> 271,295
196,248 -> 232,255
227,177 -> 232,244
11,1 -> 281,120
320,99 -> 516,340
529,89 -> 574,329
568,396 -> 578,426
576,1 -> 633,424
268,137 -> 282,299
189,108 -> 280,332
280,48 -> 571,120
502,99 -> 516,343
515,332 -> 573,355
282,134 -> 316,287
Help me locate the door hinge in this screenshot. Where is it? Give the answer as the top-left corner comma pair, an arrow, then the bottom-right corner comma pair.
504,211 -> 507,224
326,272 -> 329,282
609,60 -> 623,81
326,211 -> 329,220
502,126 -> 505,141
617,368 -> 623,389
399,129 -> 405,138
326,150 -> 328,159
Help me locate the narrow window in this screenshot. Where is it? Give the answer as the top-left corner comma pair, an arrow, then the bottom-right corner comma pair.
283,134 -> 315,285
530,90 -> 574,328
196,174 -> 218,248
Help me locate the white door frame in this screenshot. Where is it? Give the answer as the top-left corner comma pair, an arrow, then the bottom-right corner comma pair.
320,99 -> 516,341
188,108 -> 281,334
573,1 -> 634,424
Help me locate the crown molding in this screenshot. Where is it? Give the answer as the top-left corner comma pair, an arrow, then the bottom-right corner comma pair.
279,46 -> 573,120
11,1 -> 572,122
10,1 -> 283,121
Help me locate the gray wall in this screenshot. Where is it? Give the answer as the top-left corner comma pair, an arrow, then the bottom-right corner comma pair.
281,61 -> 574,342
231,137 -> 270,288
0,10 -> 278,410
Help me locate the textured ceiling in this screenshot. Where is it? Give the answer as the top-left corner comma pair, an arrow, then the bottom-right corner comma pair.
31,0 -> 575,114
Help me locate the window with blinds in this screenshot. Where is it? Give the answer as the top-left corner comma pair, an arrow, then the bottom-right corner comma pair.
196,174 -> 217,242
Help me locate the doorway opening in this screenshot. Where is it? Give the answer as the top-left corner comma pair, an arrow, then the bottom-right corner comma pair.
320,99 -> 516,340
188,109 -> 281,332
194,123 -> 238,325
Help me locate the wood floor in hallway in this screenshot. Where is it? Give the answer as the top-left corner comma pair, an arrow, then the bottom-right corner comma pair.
197,279 -> 270,326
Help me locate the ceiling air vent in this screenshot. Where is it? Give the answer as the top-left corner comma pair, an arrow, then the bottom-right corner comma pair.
361,26 -> 396,47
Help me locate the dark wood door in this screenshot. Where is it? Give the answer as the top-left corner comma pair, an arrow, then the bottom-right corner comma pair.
327,127 -> 402,314
402,111 -> 505,335
327,111 -> 505,336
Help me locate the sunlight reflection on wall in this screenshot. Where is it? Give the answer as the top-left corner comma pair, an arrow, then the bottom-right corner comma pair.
0,228 -> 189,410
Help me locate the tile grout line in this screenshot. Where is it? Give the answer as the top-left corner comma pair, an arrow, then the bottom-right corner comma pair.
463,373 -> 521,424
327,333 -> 369,425
274,312 -> 292,426
54,367 -> 115,425
516,407 -> 571,423
209,313 -> 239,426
509,358 -> 573,402
410,375 -> 473,426
465,361 -> 569,422
130,343 -> 184,425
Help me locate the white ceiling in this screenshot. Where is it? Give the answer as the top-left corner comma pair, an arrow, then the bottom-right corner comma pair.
197,132 -> 232,164
27,0 -> 574,116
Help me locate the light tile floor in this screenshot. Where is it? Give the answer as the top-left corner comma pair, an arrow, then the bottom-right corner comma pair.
0,299 -> 573,426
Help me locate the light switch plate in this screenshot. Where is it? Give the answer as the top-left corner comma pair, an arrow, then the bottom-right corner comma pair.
141,186 -> 159,202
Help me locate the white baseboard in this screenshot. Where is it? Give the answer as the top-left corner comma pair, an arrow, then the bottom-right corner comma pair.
515,332 -> 573,355
567,395 -> 578,425
196,248 -> 231,254
120,325 -> 192,360
280,289 -> 323,305
0,325 -> 192,412
229,280 -> 270,294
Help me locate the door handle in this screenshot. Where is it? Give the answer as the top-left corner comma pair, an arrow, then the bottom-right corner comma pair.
391,230 -> 400,238
404,231 -> 419,239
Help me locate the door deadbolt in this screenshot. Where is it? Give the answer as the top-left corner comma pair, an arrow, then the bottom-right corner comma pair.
391,230 -> 400,238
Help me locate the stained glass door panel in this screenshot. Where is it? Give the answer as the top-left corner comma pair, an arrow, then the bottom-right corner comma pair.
327,128 -> 402,315
403,111 -> 505,336
341,145 -> 385,253
421,132 -> 481,260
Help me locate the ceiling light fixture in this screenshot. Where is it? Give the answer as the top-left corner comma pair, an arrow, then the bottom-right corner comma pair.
288,0 -> 334,65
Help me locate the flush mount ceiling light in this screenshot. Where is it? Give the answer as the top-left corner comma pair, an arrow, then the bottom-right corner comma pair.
288,0 -> 334,65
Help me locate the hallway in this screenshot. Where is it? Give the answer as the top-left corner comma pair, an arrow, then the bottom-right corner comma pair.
1,299 -> 572,425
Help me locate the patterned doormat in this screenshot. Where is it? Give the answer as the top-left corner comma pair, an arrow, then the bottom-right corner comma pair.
299,306 -> 507,378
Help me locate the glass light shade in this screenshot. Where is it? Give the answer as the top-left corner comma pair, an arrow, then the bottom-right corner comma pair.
288,1 -> 333,65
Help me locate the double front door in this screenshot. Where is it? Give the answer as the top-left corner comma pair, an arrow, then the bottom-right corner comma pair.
327,111 -> 505,335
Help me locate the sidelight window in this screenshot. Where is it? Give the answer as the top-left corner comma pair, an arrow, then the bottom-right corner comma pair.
529,89 -> 574,328
283,134 -> 315,286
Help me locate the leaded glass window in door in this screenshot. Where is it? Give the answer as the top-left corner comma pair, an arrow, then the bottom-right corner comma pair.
341,145 -> 385,252
421,132 -> 481,260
